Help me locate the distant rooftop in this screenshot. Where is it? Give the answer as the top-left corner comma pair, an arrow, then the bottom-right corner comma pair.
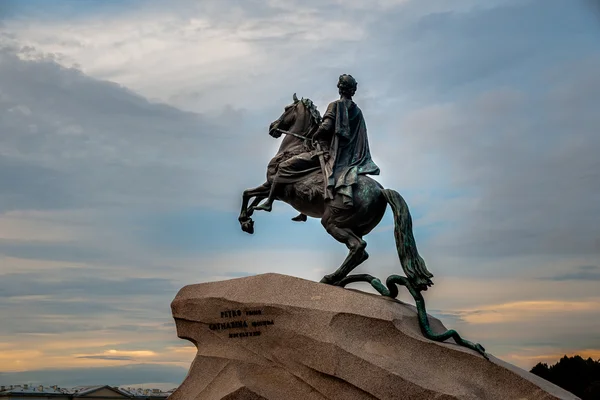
0,384 -> 173,398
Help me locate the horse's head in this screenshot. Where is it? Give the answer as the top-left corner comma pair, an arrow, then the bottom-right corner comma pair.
269,93 -> 321,139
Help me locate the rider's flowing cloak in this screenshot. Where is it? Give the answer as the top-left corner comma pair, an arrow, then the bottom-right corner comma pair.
323,99 -> 380,206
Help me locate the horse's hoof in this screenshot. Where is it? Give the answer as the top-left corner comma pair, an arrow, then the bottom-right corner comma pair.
240,219 -> 254,234
320,275 -> 336,285
359,250 -> 369,263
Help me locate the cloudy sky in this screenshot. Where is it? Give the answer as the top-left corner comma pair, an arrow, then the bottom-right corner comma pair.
1,0 -> 599,390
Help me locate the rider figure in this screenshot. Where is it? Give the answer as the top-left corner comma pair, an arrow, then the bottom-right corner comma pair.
254,74 -> 379,212
315,74 -> 380,208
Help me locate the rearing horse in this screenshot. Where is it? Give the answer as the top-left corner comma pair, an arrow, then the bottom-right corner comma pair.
238,94 -> 434,290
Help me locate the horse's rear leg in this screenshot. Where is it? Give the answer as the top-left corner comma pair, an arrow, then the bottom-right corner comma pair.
320,219 -> 369,285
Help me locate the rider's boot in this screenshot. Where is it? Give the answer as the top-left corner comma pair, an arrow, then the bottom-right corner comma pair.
291,213 -> 307,222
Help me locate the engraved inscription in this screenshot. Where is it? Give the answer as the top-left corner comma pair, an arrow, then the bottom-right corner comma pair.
251,320 -> 274,328
229,331 -> 261,338
221,310 -> 242,318
213,308 -> 274,338
209,321 -> 248,330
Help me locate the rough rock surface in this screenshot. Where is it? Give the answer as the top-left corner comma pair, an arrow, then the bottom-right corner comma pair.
169,273 -> 578,400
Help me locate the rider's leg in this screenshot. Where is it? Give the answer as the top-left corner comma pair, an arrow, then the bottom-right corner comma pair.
253,176 -> 280,212
253,153 -> 316,214
253,155 -> 300,212
253,180 -> 307,220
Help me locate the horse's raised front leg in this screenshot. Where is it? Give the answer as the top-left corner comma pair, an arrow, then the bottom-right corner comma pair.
238,182 -> 270,234
239,182 -> 269,219
319,216 -> 369,285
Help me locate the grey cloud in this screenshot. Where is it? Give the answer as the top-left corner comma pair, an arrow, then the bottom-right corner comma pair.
1,300 -> 122,320
388,54 -> 600,262
428,310 -> 464,326
220,271 -> 256,278
0,364 -> 187,387
0,240 -> 112,264
585,0 -> 600,22
0,318 -> 177,336
433,304 -> 600,357
0,235 -> 177,274
0,301 -> 175,335
107,324 -> 173,332
0,46 -> 265,213
0,274 -> 177,298
543,266 -> 600,282
0,304 -> 126,335
0,158 -> 76,211
77,356 -> 134,361
356,1 -> 599,100
2,320 -> 112,335
0,274 -> 178,334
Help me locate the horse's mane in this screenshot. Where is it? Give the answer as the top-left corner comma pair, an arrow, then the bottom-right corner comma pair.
299,97 -> 322,128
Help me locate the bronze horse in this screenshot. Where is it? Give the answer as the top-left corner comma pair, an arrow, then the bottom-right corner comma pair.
238,94 -> 434,290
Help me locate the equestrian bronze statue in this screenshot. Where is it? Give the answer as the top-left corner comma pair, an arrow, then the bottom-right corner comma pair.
237,75 -> 487,358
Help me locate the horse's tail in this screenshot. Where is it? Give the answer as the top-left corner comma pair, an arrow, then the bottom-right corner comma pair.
382,189 -> 434,291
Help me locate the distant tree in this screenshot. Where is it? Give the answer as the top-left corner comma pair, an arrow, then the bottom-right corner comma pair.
583,380 -> 600,399
530,362 -> 551,381
530,355 -> 600,400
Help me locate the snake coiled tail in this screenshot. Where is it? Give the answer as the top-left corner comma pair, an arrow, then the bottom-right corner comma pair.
337,273 -> 488,360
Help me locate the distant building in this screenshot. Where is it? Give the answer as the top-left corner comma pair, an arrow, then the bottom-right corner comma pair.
0,385 -> 171,399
